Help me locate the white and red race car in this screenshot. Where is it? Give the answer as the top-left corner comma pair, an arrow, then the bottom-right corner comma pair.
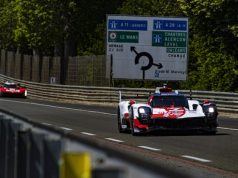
0,81 -> 27,98
117,87 -> 218,135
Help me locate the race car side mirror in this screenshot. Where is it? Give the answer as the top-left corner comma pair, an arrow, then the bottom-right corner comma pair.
192,104 -> 198,110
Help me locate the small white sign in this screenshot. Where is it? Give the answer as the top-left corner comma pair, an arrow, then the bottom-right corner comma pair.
50,77 -> 56,84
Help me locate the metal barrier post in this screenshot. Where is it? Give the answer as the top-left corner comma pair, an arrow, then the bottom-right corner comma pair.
29,131 -> 45,178
43,138 -> 62,178
17,129 -> 31,178
0,118 -> 11,178
0,116 -> 4,178
7,122 -> 22,178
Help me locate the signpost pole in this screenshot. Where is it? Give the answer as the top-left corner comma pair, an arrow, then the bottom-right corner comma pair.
110,54 -> 114,87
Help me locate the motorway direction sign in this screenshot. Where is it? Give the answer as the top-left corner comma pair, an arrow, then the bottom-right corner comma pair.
108,31 -> 139,43
106,15 -> 189,81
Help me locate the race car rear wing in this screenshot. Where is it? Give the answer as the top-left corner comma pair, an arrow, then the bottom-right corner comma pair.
119,91 -> 149,103
119,88 -> 193,102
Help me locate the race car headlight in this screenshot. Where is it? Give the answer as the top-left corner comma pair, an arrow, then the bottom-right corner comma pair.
138,107 -> 152,120
139,108 -> 146,114
208,107 -> 215,113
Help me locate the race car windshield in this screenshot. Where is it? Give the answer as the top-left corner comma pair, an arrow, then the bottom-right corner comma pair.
151,95 -> 189,109
3,84 -> 17,88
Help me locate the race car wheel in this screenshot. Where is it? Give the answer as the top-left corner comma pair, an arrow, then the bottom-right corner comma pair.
130,110 -> 139,136
207,127 -> 217,135
22,90 -> 27,98
117,107 -> 123,133
208,131 -> 217,135
131,118 -> 138,136
22,94 -> 27,98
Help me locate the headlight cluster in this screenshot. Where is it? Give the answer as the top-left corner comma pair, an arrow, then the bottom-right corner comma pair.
205,105 -> 218,119
139,108 -> 146,114
138,107 -> 152,120
208,107 -> 215,113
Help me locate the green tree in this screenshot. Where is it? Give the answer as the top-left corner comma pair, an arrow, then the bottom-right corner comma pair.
13,0 -> 71,55
0,0 -> 237,90
178,0 -> 238,91
0,0 -> 17,50
77,0 -> 124,55
119,0 -> 183,16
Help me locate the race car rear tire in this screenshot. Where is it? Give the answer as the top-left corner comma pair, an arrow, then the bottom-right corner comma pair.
0,91 -> 4,97
118,118 -> 123,133
117,107 -> 123,133
22,90 -> 27,98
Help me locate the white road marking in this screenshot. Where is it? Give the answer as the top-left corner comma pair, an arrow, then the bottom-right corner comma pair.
138,146 -> 160,151
0,98 -> 116,116
81,132 -> 96,136
181,155 -> 211,163
105,138 -> 124,143
60,127 -> 73,131
218,127 -> 238,131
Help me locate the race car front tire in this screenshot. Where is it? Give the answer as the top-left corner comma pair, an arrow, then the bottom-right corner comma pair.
131,119 -> 139,136
207,127 -> 217,135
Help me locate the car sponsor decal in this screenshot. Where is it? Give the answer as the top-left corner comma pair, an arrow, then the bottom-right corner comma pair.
152,107 -> 186,118
6,89 -> 20,93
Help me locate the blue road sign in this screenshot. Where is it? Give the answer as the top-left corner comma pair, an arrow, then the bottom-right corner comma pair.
108,19 -> 147,31
153,20 -> 187,31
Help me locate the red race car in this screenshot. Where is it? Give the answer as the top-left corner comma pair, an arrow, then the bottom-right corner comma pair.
0,81 -> 27,98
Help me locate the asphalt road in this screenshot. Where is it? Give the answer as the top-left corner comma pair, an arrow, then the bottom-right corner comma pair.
0,97 -> 238,177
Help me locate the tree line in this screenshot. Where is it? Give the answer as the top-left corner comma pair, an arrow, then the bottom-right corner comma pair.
0,0 -> 237,91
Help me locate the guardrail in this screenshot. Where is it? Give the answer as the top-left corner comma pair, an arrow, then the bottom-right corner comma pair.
0,74 -> 238,114
0,109 -> 191,178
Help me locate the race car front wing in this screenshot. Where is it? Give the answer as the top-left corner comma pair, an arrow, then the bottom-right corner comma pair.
135,116 -> 218,132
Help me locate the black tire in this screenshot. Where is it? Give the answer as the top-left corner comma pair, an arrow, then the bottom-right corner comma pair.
21,94 -> 27,98
209,131 -> 217,135
117,107 -> 123,133
131,118 -> 138,136
208,129 -> 217,135
205,127 -> 217,135
130,110 -> 138,136
22,90 -> 27,98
